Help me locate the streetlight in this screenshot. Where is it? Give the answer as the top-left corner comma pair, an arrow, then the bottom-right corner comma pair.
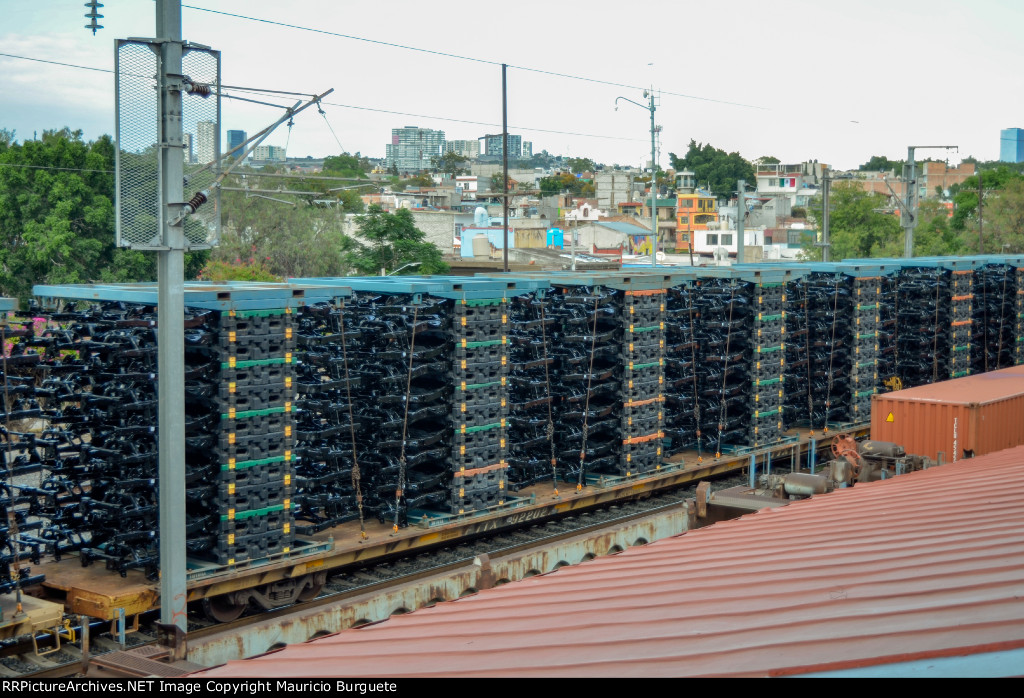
616,91 -> 659,267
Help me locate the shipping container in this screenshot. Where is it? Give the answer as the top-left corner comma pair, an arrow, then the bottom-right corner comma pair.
871,365 -> 1024,462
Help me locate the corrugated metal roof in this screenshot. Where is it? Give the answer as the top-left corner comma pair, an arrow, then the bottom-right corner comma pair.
875,365 -> 1024,405
195,447 -> 1024,678
595,221 -> 650,235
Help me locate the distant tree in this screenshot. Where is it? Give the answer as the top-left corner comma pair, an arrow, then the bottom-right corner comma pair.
216,190 -> 355,278
757,155 -> 780,164
976,177 -> 1024,253
859,155 -> 902,172
791,206 -> 807,219
669,140 -> 754,199
198,257 -> 282,282
539,173 -> 585,196
873,199 -> 965,257
566,157 -> 595,174
951,167 -> 1023,233
389,173 -> 433,192
344,205 -> 448,276
431,151 -> 470,177
322,152 -> 369,178
803,182 -> 900,260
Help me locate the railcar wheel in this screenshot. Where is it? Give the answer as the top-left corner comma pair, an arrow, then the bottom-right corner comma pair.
295,580 -> 324,603
202,594 -> 247,623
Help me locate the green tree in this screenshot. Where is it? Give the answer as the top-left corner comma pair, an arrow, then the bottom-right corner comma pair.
344,205 -> 448,276
215,190 -> 355,278
431,151 -> 470,177
669,140 -> 754,198
392,173 -> 434,192
539,173 -> 584,196
322,152 -> 369,178
803,182 -> 900,260
566,157 -> 595,174
756,155 -> 780,164
859,155 -> 902,172
950,167 -> 1023,234
872,199 -> 964,257
979,177 -> 1024,253
0,127 -> 205,303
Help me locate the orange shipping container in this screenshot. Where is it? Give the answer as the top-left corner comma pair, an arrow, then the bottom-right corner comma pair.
871,366 -> 1024,462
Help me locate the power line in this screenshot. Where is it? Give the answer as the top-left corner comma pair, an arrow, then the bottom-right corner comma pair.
180,5 -> 768,110
0,52 -> 112,74
182,5 -> 499,66
318,101 -> 647,142
1,52 -> 648,144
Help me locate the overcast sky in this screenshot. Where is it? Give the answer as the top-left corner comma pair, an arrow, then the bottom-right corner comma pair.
3,0 -> 1022,171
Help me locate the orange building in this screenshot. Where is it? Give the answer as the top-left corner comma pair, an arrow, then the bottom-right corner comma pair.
675,189 -> 719,251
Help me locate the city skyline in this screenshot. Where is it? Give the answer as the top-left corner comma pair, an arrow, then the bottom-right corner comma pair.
4,1 -> 1024,171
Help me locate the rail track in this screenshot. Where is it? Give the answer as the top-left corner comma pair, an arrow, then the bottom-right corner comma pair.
2,472 -> 750,678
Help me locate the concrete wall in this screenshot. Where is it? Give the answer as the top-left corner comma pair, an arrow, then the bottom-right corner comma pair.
595,171 -> 634,212
409,210 -> 467,255
575,223 -> 629,250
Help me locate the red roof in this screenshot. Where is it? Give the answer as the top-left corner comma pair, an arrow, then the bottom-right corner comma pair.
194,447 -> 1024,678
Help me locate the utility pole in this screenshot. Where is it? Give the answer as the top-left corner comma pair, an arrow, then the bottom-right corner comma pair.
978,174 -> 984,254
155,0 -> 187,652
821,171 -> 831,262
736,180 -> 745,264
649,90 -> 657,268
615,90 -> 659,267
902,145 -> 957,258
501,64 -> 509,273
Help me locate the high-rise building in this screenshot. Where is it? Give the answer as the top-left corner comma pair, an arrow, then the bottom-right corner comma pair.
227,129 -> 247,157
196,120 -> 217,165
483,133 -> 522,158
385,126 -> 446,173
445,139 -> 480,159
182,132 -> 193,164
1000,128 -> 1024,163
522,141 -> 533,158
253,145 -> 287,162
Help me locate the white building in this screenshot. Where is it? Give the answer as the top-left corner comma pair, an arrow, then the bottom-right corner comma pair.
445,140 -> 480,159
754,161 -> 825,209
385,126 -> 446,173
195,120 -> 216,165
253,145 -> 287,162
182,132 -> 193,164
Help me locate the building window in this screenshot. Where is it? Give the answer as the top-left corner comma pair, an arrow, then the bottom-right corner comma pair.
721,234 -> 733,245
680,199 -> 692,208
707,233 -> 718,245
679,216 -> 689,225
680,233 -> 690,242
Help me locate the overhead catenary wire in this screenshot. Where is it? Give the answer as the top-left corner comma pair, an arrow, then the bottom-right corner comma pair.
0,52 -> 649,145
179,6 -> 769,111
